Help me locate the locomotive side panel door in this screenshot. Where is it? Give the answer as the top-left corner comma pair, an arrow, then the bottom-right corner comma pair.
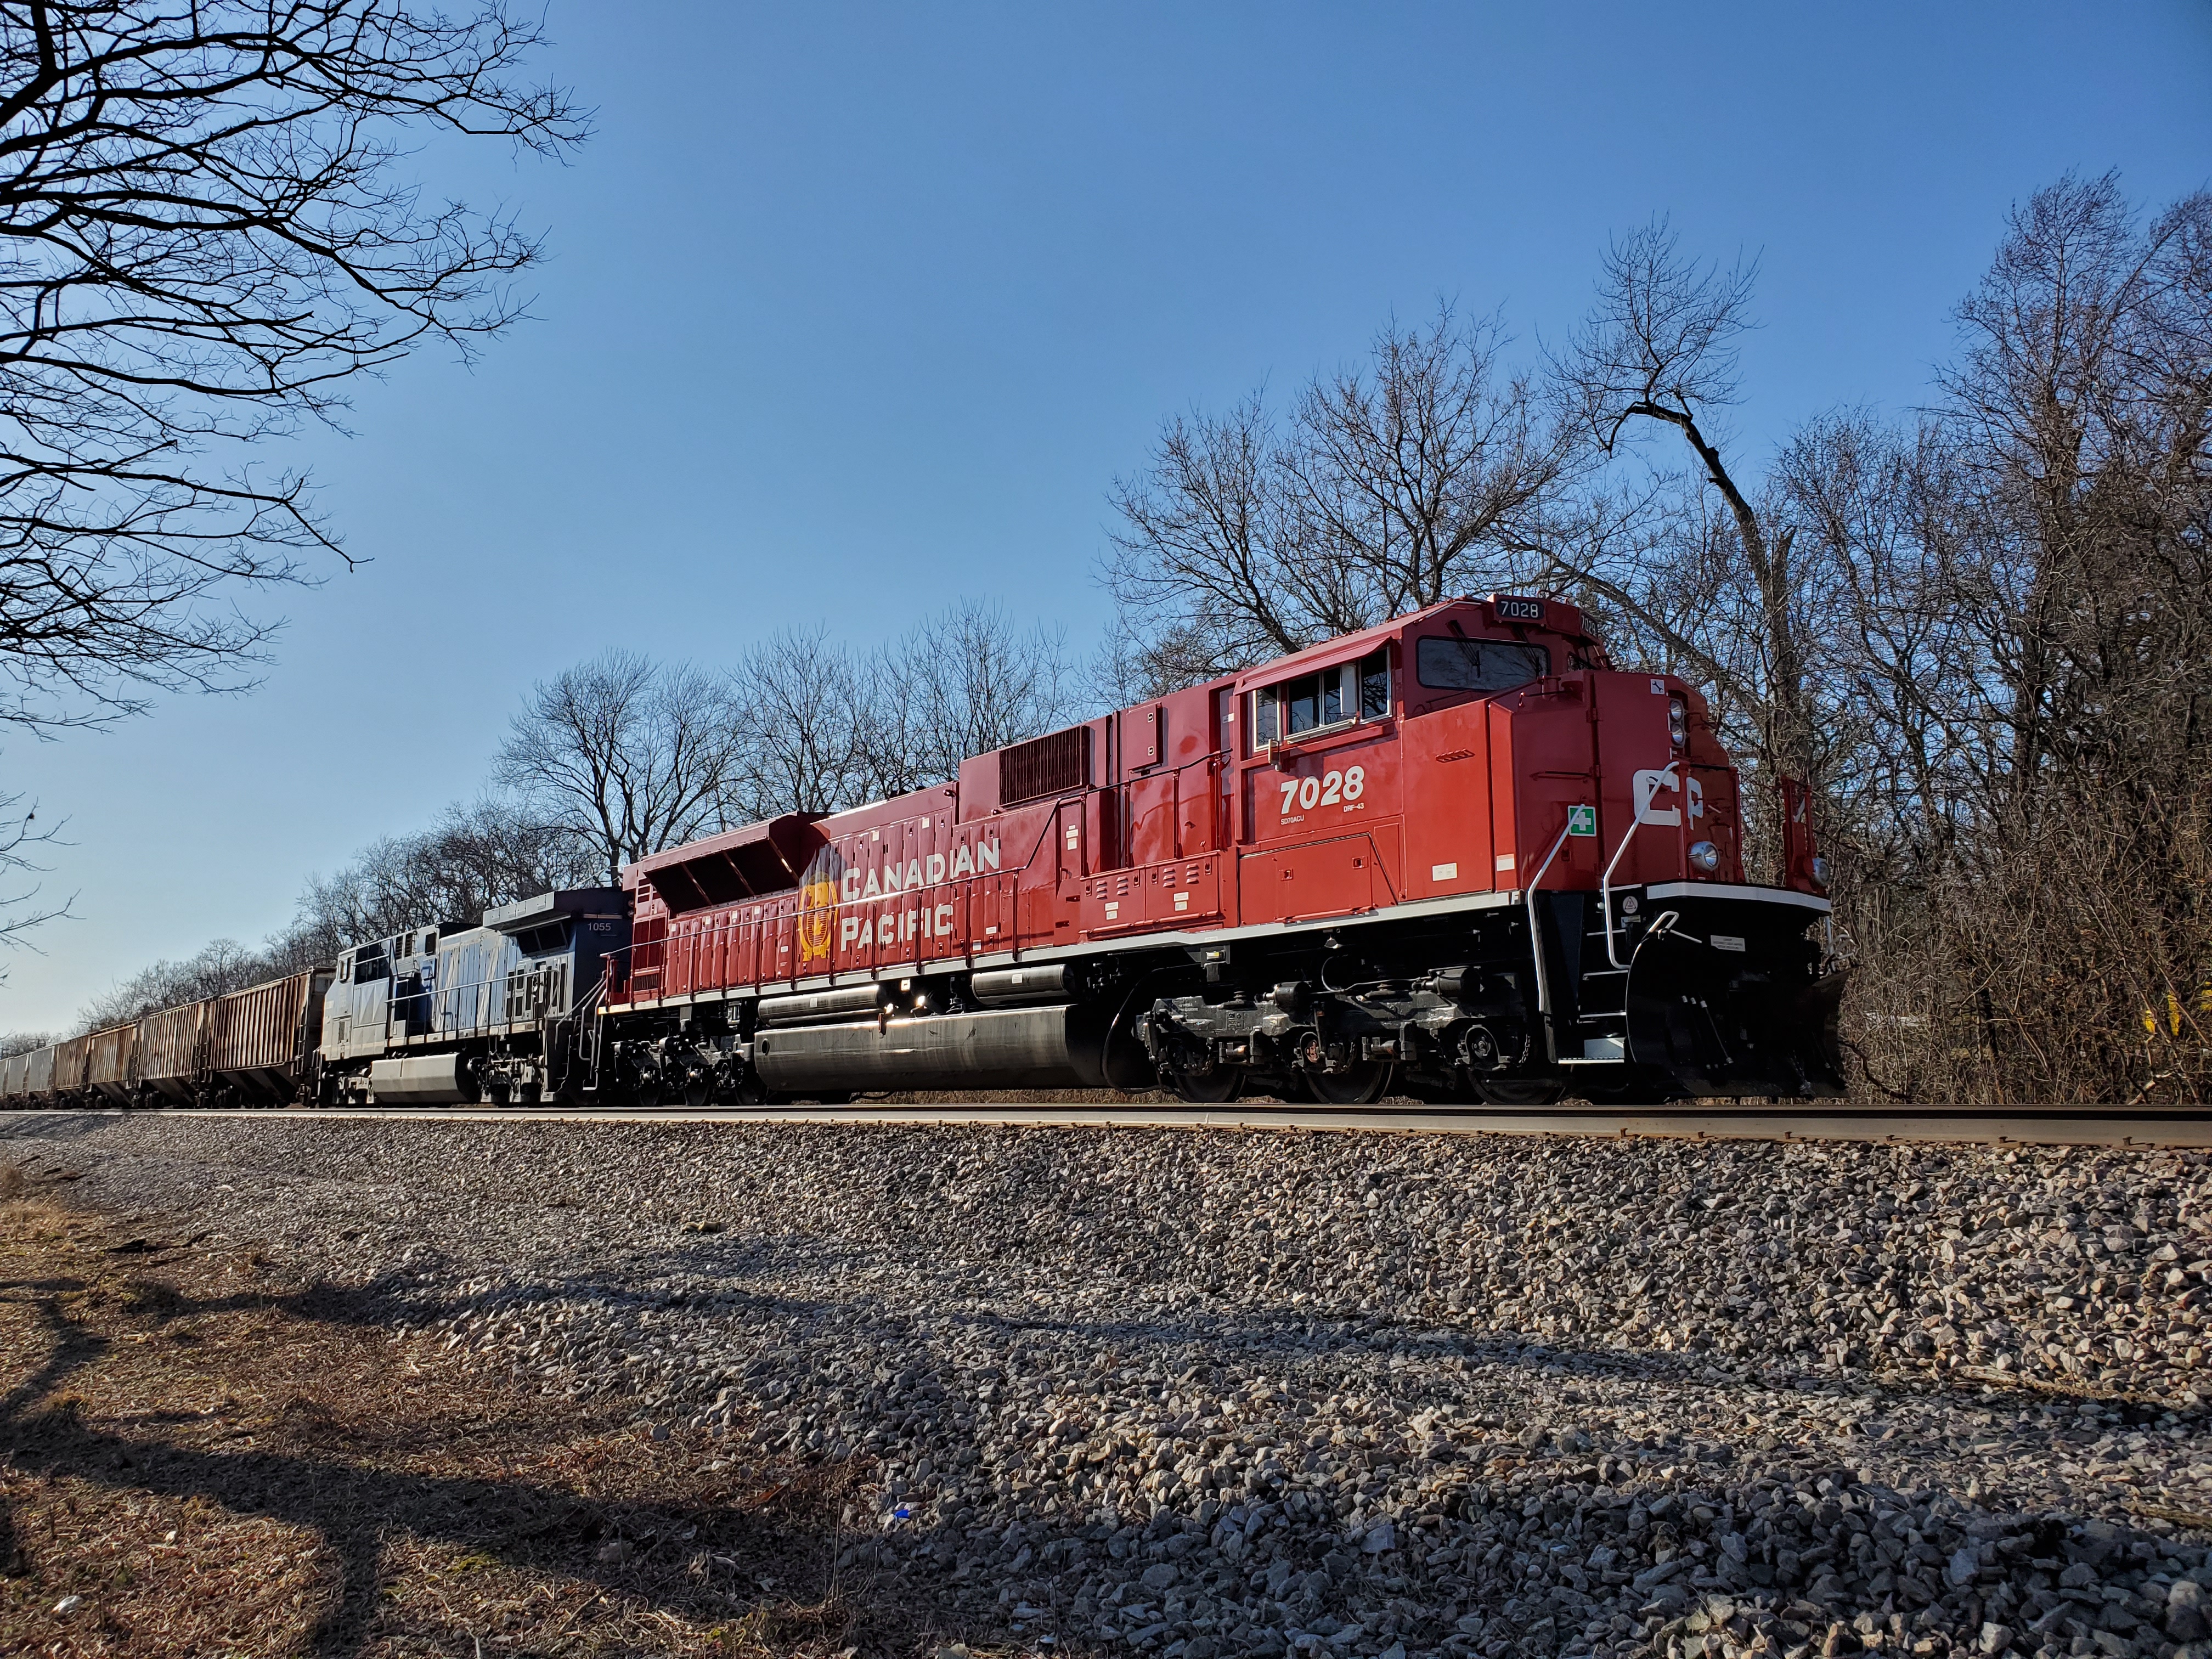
1255,834 -> 1387,924
1126,770 -> 1177,867
769,896 -> 794,986
1508,686 -> 1602,885
833,837 -> 863,977
708,910 -> 733,994
1399,698 -> 1497,901
1176,756 -> 1221,856
733,906 -> 760,991
1489,702 -> 1520,887
853,832 -> 887,977
956,821 -> 1014,953
693,913 -> 717,995
834,835 -> 873,978
877,822 -> 911,974
1145,855 -> 1222,926
918,811 -> 963,964
670,917 -> 695,998
1236,846 -> 1281,923
1045,802 -> 1084,944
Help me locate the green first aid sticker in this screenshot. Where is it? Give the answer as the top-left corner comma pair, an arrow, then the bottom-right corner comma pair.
1566,803 -> 1596,837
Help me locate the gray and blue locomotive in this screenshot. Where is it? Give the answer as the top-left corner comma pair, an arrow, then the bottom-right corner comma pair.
319,888 -> 629,1105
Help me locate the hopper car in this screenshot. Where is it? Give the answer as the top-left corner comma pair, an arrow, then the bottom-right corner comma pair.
0,594 -> 1845,1110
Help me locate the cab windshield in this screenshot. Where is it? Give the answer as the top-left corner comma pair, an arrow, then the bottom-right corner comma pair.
1415,636 -> 1548,692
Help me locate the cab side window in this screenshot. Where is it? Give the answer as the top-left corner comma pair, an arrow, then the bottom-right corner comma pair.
1251,648 -> 1390,747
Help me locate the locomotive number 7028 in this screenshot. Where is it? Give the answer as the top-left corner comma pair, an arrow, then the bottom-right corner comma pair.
1279,765 -> 1367,815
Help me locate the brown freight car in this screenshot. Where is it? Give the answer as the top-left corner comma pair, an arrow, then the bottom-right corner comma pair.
204,969 -> 332,1104
135,1002 -> 205,1103
84,1023 -> 137,1103
47,1034 -> 91,1101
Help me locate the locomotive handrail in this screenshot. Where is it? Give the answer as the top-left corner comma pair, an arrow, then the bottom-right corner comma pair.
1523,820 -> 1577,1063
1600,760 -> 1681,970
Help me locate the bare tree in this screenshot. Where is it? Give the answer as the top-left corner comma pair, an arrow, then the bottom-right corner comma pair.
1902,175 -> 2212,1102
494,651 -> 742,886
724,623 -> 873,819
1549,219 -> 1820,803
0,784 -> 65,980
0,3 -> 585,736
278,793 -> 602,961
861,599 -> 1080,798
0,3 -> 582,959
1104,305 -> 1569,693
77,935 -> 274,1030
1283,306 -> 1567,622
1101,392 -> 1296,692
1751,177 -> 2212,1104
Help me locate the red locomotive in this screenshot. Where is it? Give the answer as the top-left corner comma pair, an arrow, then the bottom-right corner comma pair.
608,594 -> 1843,1105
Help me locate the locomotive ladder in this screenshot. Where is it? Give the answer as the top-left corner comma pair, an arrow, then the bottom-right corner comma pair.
1558,760 -> 1679,1067
1565,914 -> 1632,1065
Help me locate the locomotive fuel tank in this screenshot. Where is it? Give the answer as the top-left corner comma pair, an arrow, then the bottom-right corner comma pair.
751,1002 -> 1112,1092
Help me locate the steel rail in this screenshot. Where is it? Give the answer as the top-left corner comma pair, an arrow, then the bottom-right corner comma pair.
1,1103 -> 2208,1149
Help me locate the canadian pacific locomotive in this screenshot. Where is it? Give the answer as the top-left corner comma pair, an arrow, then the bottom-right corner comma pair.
0,595 -> 1845,1109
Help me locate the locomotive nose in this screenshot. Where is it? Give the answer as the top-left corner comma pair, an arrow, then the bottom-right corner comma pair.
1623,921 -> 1846,1099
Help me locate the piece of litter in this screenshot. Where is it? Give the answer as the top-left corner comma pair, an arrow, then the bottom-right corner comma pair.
53,1596 -> 83,1615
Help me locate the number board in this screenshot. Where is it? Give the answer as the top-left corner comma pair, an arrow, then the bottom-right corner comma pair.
1494,596 -> 1544,622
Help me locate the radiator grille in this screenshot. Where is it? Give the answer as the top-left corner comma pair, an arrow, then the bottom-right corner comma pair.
998,725 -> 1090,805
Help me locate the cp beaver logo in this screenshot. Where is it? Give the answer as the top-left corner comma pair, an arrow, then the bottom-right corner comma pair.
795,843 -> 844,968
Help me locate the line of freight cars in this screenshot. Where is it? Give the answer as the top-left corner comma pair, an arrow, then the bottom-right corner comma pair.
0,968 -> 328,1108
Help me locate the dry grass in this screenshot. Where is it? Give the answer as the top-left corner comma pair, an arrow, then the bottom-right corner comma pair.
0,1172 -> 963,1657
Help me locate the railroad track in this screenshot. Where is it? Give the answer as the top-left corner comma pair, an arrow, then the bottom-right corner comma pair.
1,1102 -> 2206,1148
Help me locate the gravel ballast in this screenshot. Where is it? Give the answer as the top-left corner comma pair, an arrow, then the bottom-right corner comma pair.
4,1111 -> 2210,1659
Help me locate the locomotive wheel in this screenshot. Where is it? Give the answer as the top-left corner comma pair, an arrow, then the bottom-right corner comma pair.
1472,1077 -> 1566,1106
1303,1061 -> 1392,1105
1164,1067 -> 1245,1104
682,1073 -> 714,1109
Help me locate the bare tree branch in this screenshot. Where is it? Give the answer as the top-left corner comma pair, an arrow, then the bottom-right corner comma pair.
493,651 -> 741,887
0,2 -> 586,738
1103,305 -> 1571,694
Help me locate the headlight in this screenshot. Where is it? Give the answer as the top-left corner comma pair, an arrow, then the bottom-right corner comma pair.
1810,855 -> 1830,889
1668,696 -> 1689,747
1688,840 -> 1720,873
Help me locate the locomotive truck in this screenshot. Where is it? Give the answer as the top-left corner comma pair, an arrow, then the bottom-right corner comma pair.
0,594 -> 1844,1109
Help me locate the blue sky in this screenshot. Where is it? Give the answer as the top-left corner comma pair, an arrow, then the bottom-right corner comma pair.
7,1 -> 2209,1030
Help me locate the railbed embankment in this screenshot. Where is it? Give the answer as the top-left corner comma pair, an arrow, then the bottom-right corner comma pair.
4,1111 -> 2210,1659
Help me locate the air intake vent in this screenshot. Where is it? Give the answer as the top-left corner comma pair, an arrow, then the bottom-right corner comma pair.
998,725 -> 1090,805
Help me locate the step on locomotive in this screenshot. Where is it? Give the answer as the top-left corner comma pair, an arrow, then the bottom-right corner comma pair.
0,595 -> 1845,1110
